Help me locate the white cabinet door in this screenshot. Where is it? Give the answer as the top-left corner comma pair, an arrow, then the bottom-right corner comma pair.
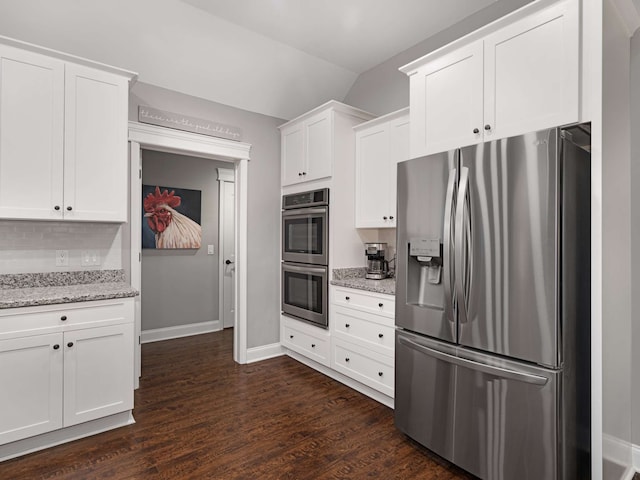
0,333 -> 63,445
410,41 -> 483,157
281,123 -> 305,186
63,323 -> 134,427
388,114 -> 410,226
304,110 -> 332,182
0,46 -> 65,220
355,124 -> 390,228
64,64 -> 129,222
483,0 -> 579,141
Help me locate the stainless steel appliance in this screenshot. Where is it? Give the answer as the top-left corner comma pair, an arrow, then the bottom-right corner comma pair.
282,188 -> 329,266
281,188 -> 329,328
364,242 -> 389,280
394,125 -> 591,480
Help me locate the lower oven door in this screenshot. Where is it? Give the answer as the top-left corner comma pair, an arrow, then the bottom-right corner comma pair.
282,262 -> 328,328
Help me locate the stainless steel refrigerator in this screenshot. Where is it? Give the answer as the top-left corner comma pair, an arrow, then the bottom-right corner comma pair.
394,125 -> 591,480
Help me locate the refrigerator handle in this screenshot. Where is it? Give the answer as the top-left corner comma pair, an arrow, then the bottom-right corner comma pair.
443,167 -> 457,324
398,336 -> 549,386
455,166 -> 470,324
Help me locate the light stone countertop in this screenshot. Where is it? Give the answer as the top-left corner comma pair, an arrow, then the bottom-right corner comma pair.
330,267 -> 395,296
0,270 -> 138,309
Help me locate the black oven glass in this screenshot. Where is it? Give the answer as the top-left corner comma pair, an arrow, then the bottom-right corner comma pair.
284,217 -> 324,255
284,270 -> 323,314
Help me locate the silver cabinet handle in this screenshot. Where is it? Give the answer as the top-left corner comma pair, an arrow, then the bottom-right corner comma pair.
398,336 -> 548,386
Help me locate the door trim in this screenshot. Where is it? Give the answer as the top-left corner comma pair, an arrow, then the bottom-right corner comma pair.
128,121 -> 251,380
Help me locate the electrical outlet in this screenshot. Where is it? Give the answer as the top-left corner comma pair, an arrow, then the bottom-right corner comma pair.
81,250 -> 101,266
56,250 -> 69,267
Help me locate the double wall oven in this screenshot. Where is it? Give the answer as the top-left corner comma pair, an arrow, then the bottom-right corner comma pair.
281,188 -> 329,328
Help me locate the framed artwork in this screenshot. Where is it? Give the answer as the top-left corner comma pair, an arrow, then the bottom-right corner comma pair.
142,185 -> 202,249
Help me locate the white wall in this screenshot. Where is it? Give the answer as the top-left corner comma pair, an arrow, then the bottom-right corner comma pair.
602,0 -> 633,477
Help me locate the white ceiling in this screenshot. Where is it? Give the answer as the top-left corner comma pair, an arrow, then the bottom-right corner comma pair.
180,0 -> 497,74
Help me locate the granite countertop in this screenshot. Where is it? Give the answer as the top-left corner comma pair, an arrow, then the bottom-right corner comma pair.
330,267 -> 395,296
0,270 -> 138,309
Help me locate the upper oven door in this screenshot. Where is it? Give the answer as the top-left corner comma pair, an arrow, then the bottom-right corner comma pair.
282,206 -> 328,265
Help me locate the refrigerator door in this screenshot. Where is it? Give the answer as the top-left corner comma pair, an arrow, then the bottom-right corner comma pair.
452,347 -> 560,480
458,128 -> 560,367
394,330 -> 456,463
396,151 -> 457,343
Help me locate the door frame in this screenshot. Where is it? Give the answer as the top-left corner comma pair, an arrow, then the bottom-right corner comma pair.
128,121 -> 251,384
217,168 -> 235,328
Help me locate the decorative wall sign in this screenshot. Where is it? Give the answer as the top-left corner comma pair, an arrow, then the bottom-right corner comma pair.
138,106 -> 242,141
142,185 -> 202,249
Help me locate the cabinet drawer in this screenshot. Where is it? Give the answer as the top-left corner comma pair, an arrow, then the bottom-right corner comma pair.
332,339 -> 394,397
282,319 -> 330,367
332,287 -> 395,317
0,299 -> 134,339
332,306 -> 394,356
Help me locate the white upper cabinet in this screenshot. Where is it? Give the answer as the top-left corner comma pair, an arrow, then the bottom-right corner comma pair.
355,108 -> 409,228
402,0 -> 579,157
280,101 -> 374,187
0,41 -> 135,222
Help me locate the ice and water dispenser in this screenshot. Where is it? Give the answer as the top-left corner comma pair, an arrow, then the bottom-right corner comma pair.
406,238 -> 443,308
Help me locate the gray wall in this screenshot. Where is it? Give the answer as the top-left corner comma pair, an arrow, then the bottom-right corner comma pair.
141,150 -> 228,331
342,0 -> 533,116
631,29 -> 640,447
131,82 -> 283,348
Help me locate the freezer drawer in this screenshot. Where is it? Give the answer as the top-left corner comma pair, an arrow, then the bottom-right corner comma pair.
395,330 -> 563,480
453,348 -> 560,480
395,331 -> 456,461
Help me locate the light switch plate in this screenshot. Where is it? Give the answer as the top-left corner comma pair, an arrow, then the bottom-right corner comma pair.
207,245 -> 215,255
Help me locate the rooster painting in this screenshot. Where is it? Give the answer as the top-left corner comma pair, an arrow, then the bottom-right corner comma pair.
143,185 -> 202,249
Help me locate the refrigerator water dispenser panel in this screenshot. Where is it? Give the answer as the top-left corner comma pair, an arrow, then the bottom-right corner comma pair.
407,238 -> 443,308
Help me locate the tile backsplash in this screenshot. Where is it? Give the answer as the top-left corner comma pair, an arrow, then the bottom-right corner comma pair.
0,221 -> 125,274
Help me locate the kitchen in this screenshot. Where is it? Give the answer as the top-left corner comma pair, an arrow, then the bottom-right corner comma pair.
0,0 -> 637,479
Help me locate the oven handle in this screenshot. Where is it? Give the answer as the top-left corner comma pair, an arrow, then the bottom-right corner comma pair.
282,207 -> 328,216
283,264 -> 327,274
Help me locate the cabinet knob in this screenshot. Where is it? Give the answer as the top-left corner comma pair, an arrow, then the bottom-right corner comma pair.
345,323 -> 350,328
67,342 -> 74,348
66,206 -> 73,211
389,216 -> 394,220
378,372 -> 384,377
378,333 -> 384,338
345,357 -> 350,362
53,344 -> 60,350
378,303 -> 384,308
289,335 -> 294,339
345,296 -> 350,301
60,315 -> 67,321
311,343 -> 316,348
298,172 -> 302,176
484,124 -> 491,131
54,205 -> 61,211
383,216 -> 388,220
473,128 -> 480,134
302,172 -> 307,176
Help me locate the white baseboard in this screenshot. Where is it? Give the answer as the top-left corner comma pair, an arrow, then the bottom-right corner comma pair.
246,342 -> 284,363
0,411 -> 134,462
141,320 -> 220,343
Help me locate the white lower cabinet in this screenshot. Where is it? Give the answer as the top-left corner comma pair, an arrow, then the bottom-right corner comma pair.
0,298 -> 134,446
331,286 -> 395,399
281,316 -> 330,367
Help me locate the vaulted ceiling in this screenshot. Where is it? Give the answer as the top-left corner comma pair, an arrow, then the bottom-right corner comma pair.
0,0 -> 510,119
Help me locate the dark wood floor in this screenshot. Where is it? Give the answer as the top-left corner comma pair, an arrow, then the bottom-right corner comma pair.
0,329 -> 476,479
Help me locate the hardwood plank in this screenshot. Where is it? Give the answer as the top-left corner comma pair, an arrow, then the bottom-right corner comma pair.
0,329 -> 476,479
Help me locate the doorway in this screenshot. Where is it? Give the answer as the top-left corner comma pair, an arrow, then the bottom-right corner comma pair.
217,168 -> 235,329
128,122 -> 251,387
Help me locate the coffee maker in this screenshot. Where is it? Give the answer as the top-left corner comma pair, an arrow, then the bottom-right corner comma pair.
365,243 -> 389,280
